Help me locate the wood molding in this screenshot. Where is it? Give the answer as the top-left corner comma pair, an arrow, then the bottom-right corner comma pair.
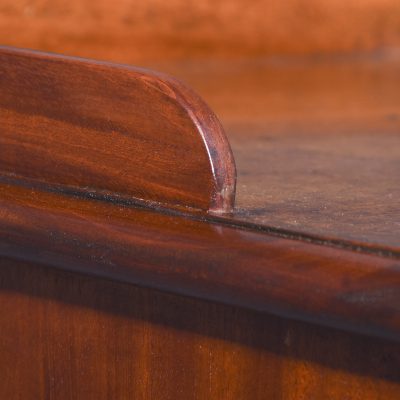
1,182 -> 400,343
0,46 -> 236,213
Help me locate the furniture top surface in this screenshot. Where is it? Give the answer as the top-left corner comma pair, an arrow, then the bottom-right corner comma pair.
1,2 -> 400,345
158,57 -> 400,254
2,0 -> 400,253
2,180 -> 400,342
0,47 -> 399,341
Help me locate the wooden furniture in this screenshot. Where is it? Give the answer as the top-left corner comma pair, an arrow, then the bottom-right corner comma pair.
1,2 -> 400,398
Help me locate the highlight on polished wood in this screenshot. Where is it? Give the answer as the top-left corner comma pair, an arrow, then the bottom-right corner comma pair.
1,182 -> 400,343
0,46 -> 236,213
1,1 -> 400,398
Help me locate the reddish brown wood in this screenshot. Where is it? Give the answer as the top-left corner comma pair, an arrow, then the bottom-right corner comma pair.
1,257 -> 400,399
1,182 -> 399,342
160,57 -> 400,253
0,46 -> 236,213
1,3 -> 400,398
1,0 -> 400,63
1,45 -> 398,345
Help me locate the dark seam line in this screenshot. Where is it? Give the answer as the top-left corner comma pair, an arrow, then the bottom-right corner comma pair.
1,174 -> 399,260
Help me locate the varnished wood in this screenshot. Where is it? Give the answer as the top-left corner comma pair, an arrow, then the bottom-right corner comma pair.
158,57 -> 400,253
0,46 -> 236,213
1,258 -> 400,399
1,1 -> 400,63
2,46 -> 398,252
1,3 -> 400,397
1,182 -> 399,342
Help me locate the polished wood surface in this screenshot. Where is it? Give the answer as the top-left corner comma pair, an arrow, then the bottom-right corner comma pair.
1,2 -> 400,397
157,57 -> 400,253
1,182 -> 399,342
0,46 -> 236,213
1,258 -> 400,399
1,1 -> 400,63
2,45 -> 399,251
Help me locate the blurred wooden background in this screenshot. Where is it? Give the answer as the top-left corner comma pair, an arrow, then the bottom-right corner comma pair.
1,0 -> 400,63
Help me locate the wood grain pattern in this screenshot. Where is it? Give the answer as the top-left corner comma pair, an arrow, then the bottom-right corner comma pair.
1,4 -> 399,398
158,57 -> 400,252
1,257 -> 400,399
0,46 -> 236,213
1,0 -> 400,63
1,182 -> 399,342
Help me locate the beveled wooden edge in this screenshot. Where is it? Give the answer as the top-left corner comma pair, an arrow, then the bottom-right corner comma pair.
1,183 -> 400,343
0,46 -> 236,213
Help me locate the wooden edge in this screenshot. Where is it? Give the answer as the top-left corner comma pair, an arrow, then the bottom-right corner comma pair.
0,46 -> 236,213
1,183 -> 400,343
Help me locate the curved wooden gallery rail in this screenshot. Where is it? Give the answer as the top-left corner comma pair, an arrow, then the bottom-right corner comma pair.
1,46 -> 400,344
0,46 -> 236,213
